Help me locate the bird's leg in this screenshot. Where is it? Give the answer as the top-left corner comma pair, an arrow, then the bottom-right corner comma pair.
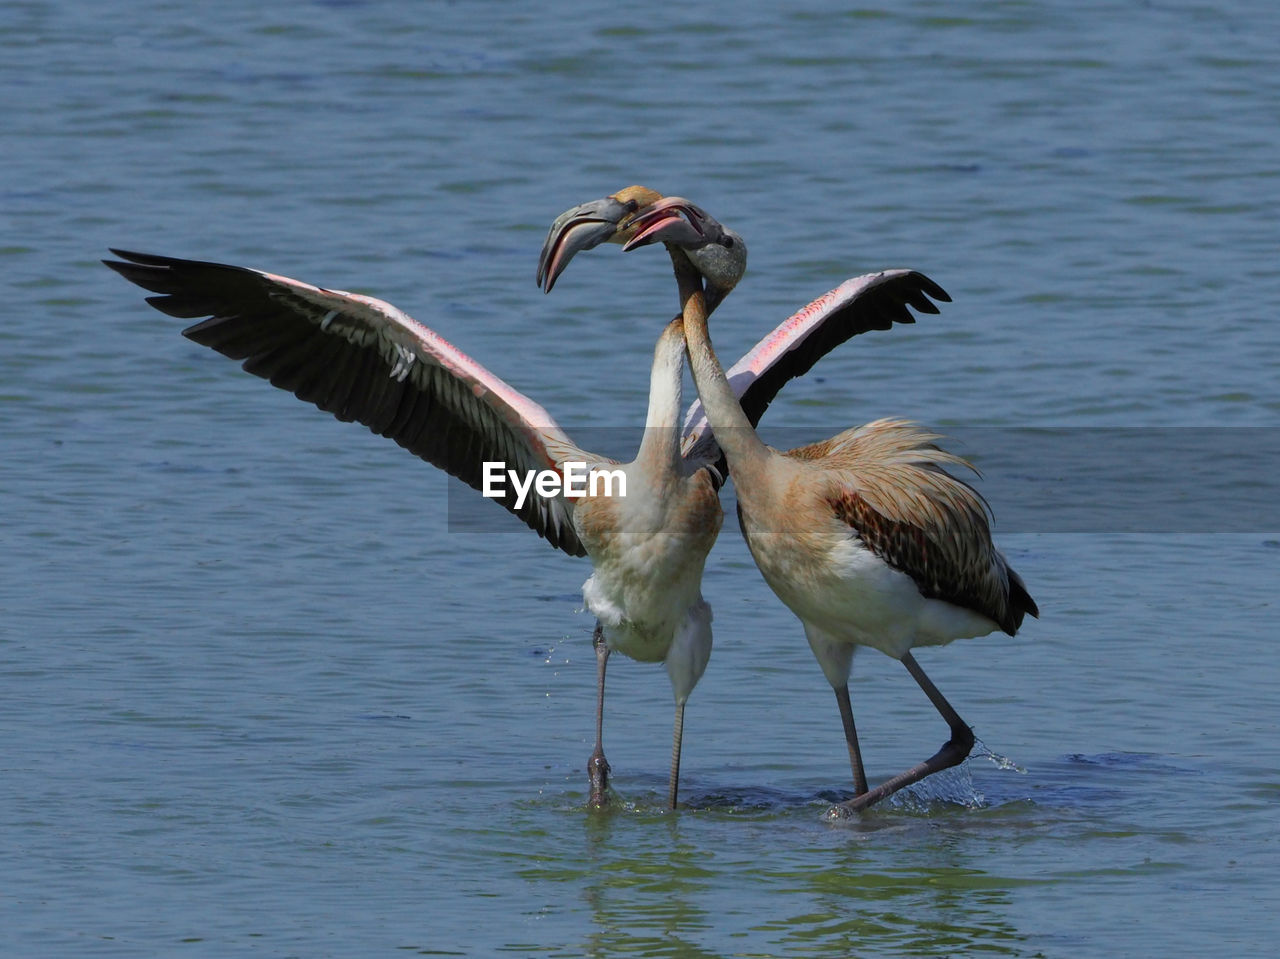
587,622 -> 612,807
829,652 -> 974,817
834,685 -> 869,796
667,700 -> 686,810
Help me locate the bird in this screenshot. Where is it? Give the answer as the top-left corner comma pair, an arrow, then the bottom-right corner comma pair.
103,186 -> 951,810
619,195 -> 1038,816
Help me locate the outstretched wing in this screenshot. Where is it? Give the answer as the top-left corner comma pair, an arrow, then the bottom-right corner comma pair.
105,249 -> 588,556
681,270 -> 950,471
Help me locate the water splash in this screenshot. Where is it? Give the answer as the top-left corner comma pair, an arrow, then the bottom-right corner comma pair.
889,764 -> 986,812
973,737 -> 1028,774
823,740 -> 1030,819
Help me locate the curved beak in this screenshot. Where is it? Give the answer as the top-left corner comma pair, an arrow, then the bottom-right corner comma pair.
621,196 -> 744,314
620,197 -> 713,252
536,186 -> 664,293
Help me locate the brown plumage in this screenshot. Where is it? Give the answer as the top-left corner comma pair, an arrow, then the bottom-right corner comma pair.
795,419 -> 1037,636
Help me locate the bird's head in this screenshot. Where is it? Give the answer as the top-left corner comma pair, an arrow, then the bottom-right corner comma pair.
621,196 -> 747,314
536,185 -> 664,293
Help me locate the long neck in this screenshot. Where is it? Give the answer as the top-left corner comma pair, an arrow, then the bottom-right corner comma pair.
671,251 -> 771,477
634,314 -> 686,476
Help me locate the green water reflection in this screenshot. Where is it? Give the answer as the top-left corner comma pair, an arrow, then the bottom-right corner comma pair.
513,801 -> 1054,958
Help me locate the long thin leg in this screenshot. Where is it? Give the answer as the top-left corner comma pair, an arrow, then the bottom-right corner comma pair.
667,700 -> 686,810
830,652 -> 974,817
587,622 -> 611,807
834,685 -> 869,796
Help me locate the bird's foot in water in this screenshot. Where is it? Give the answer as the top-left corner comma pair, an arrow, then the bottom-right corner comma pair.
587,747 -> 611,808
826,726 -> 976,819
826,788 -> 879,819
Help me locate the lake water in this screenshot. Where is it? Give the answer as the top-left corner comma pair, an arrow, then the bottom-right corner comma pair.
4,1 -> 1278,956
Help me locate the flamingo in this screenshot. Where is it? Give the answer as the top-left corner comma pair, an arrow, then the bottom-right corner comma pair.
620,196 -> 1038,816
103,186 -> 950,809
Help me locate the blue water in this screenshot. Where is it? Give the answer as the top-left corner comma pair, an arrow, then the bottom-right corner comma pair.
3,1 -> 1278,955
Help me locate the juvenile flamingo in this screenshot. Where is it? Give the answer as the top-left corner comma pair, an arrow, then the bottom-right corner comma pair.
621,196 -> 1038,815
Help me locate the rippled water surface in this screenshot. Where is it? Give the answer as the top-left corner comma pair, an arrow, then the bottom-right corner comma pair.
4,1 -> 1278,956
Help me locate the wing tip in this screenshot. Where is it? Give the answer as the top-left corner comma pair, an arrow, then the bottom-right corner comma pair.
1004,569 -> 1040,634
105,248 -> 178,269
902,271 -> 951,311
913,271 -> 952,305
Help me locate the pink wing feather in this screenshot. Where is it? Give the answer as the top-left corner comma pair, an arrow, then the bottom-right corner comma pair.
105,250 -> 588,556
680,270 -> 950,469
